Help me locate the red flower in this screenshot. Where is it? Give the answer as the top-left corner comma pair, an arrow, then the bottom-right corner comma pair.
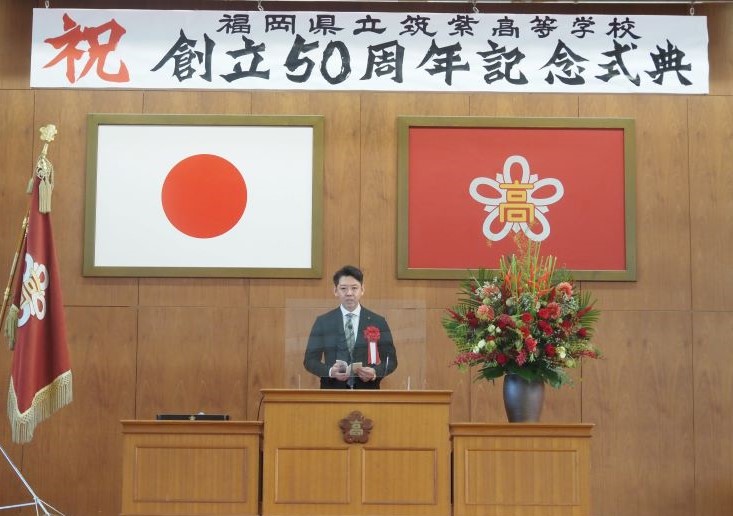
520,312 -> 533,324
496,353 -> 508,365
465,311 -> 479,328
577,327 -> 588,338
515,349 -> 527,366
545,344 -> 556,357
538,307 -> 552,320
452,351 -> 483,366
481,284 -> 500,298
538,320 -> 554,335
556,281 -> 573,298
547,302 -> 561,319
446,309 -> 462,321
476,304 -> 495,321
580,349 -> 598,359
524,337 -> 537,353
497,314 -> 516,329
363,325 -> 380,343
577,305 -> 594,318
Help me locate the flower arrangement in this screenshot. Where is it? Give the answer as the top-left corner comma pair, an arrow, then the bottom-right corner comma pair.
442,237 -> 601,388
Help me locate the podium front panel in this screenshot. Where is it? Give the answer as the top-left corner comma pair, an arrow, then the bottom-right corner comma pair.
261,389 -> 452,516
120,420 -> 262,516
451,423 -> 593,516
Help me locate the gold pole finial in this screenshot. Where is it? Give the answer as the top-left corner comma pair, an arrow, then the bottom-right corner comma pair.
36,124 -> 57,214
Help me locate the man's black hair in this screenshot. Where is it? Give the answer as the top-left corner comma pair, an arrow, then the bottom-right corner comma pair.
333,265 -> 364,286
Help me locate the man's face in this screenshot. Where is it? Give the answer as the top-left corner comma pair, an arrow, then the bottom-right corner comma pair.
334,275 -> 364,312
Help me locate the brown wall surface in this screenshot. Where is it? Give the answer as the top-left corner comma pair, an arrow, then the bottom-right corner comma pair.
1,1 -> 732,515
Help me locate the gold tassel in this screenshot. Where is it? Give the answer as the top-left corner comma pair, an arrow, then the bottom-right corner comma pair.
4,304 -> 19,350
26,176 -> 34,194
39,176 -> 53,214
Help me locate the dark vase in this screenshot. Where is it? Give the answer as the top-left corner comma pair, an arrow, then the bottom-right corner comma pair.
502,373 -> 545,422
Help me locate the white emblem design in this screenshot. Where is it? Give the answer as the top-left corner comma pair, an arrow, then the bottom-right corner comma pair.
17,252 -> 49,328
469,155 -> 564,242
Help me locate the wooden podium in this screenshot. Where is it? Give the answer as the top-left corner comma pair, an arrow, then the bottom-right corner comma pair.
260,389 -> 452,516
450,423 -> 593,516
120,420 -> 262,516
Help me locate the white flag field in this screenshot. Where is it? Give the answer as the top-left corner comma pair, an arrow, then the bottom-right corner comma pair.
31,8 -> 708,94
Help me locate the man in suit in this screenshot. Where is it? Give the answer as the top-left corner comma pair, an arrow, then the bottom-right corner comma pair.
304,265 -> 397,389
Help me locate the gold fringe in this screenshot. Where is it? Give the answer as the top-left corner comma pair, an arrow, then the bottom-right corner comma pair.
3,304 -> 19,350
7,370 -> 73,444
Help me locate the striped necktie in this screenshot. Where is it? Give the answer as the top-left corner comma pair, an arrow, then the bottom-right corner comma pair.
345,313 -> 356,355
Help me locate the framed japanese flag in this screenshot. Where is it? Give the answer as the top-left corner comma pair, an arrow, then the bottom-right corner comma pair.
84,113 -> 323,278
397,116 -> 636,281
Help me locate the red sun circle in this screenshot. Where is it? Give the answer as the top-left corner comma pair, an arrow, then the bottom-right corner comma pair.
161,154 -> 247,239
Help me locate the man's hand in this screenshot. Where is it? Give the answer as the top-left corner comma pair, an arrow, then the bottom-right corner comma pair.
356,365 -> 377,382
330,360 -> 350,381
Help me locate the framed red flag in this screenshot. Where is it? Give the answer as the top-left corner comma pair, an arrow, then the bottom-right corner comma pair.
397,116 -> 636,281
84,113 -> 323,278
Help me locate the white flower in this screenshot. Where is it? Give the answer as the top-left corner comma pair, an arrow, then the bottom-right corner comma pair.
557,346 -> 567,359
472,339 -> 487,353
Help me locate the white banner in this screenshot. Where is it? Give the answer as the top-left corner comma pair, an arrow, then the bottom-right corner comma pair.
31,8 -> 708,94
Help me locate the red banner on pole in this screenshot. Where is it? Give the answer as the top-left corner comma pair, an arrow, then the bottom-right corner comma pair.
6,137 -> 72,444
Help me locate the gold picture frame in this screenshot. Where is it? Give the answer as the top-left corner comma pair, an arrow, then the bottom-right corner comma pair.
84,113 -> 324,278
397,116 -> 636,281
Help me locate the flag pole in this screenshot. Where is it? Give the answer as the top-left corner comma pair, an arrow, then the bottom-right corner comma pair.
0,443 -> 64,514
1,123 -> 68,515
0,214 -> 29,328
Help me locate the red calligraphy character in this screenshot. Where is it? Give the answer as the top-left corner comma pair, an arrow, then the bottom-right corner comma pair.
43,13 -> 129,84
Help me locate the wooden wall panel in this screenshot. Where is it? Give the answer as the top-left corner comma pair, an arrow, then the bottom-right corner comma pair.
469,92 -> 579,117
0,89 -> 35,510
689,96 -> 733,311
33,90 -> 143,308
583,310 -> 694,516
0,90 -> 34,304
20,306 -> 137,516
0,0 -> 31,89
694,311 -> 733,516
136,307 -> 249,420
247,306 -> 287,419
424,309 -> 471,421
143,90 -> 253,115
580,95 -> 691,312
705,4 -> 733,95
